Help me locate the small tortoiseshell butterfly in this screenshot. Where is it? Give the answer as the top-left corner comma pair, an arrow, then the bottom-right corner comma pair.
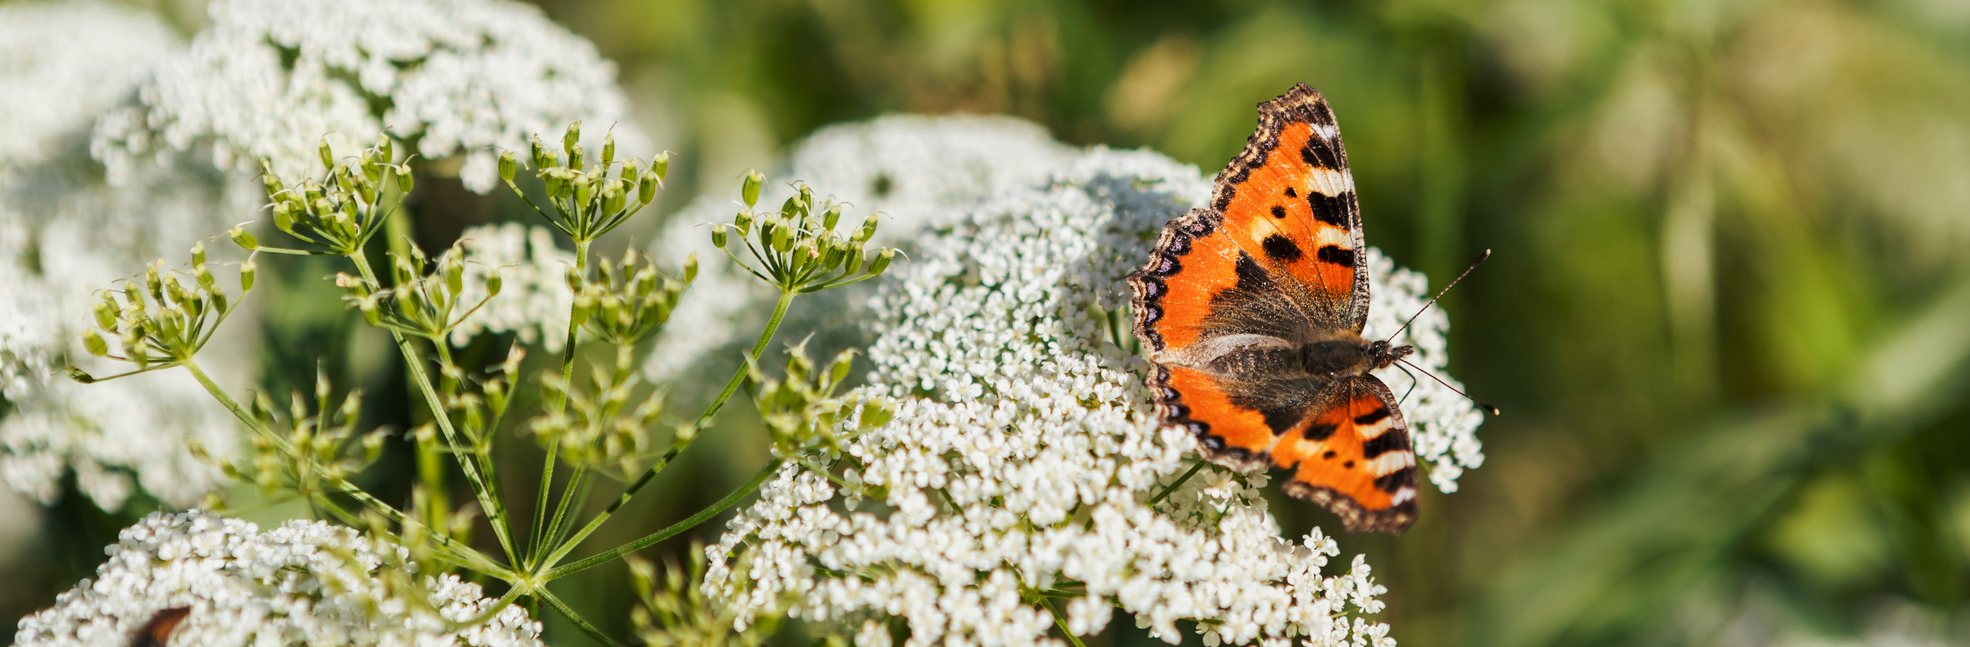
129,606 -> 190,647
1129,83 -> 1426,533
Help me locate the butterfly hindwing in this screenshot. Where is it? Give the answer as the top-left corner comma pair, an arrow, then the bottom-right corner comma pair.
1270,375 -> 1418,533
1210,83 -> 1369,332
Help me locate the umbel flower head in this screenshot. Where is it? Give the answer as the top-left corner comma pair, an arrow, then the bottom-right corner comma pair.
93,0 -> 640,193
704,148 -> 1486,645
643,114 -> 1076,384
1,0 -> 255,512
12,510 -> 543,647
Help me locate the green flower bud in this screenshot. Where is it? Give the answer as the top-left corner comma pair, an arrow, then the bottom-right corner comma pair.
652,151 -> 670,182
575,178 -> 594,211
823,204 -> 843,229
682,252 -> 698,283
601,133 -> 616,165
531,134 -> 550,170
318,137 -> 335,170
771,221 -> 793,253
240,262 -> 257,292
638,170 -> 659,205
711,224 -> 728,249
566,264 -> 583,293
568,142 -> 584,171
868,248 -> 895,275
486,271 -> 504,297
443,257 -> 464,295
571,294 -> 594,328
563,121 -> 582,155
82,329 -> 109,357
360,297 -> 382,326
602,184 -> 626,215
741,169 -> 763,207
845,246 -> 865,274
93,298 -> 117,330
66,366 -> 97,384
734,209 -> 754,235
854,214 -> 879,243
499,150 -> 518,182
190,242 -> 206,269
230,226 -> 259,251
396,163 -> 414,193
260,167 -> 284,198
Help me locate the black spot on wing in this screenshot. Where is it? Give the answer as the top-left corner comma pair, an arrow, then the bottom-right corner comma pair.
1262,234 -> 1304,263
1232,253 -> 1271,292
1353,406 -> 1389,426
1260,406 -> 1301,436
1309,192 -> 1352,227
1270,205 -> 1286,219
1316,245 -> 1355,266
1361,432 -> 1408,459
1284,187 -> 1298,197
1374,466 -> 1416,493
1304,422 -> 1338,441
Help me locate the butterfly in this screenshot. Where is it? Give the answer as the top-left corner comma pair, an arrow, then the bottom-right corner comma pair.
129,606 -> 190,647
1129,83 -> 1423,533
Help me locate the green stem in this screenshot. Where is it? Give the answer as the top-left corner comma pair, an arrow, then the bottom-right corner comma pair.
1039,597 -> 1089,647
350,248 -> 521,569
531,239 -> 589,566
379,202 -> 448,531
1147,460 -> 1209,506
538,588 -> 627,647
533,289 -> 796,573
696,288 -> 796,429
545,459 -> 782,580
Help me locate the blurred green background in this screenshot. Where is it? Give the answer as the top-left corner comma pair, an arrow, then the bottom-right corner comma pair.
11,0 -> 1970,645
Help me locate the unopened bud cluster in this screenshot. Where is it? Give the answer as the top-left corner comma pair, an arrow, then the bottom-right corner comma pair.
72,245 -> 252,380
530,350 -> 671,477
750,342 -> 891,459
262,136 -> 410,256
438,346 -> 526,451
337,242 -> 493,340
503,121 -> 668,243
715,172 -> 897,294
574,249 -> 696,347
204,369 -> 385,496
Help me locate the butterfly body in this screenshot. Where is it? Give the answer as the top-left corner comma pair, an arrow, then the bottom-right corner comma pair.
1130,83 -> 1421,534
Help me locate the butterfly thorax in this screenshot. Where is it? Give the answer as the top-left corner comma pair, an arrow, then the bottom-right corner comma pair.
1300,335 -> 1412,380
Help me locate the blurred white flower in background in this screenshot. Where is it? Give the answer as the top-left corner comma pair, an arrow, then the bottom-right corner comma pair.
449,222 -> 577,351
703,144 -> 1484,645
92,0 -> 642,193
12,510 -> 543,647
0,0 -> 251,511
642,114 -> 1077,384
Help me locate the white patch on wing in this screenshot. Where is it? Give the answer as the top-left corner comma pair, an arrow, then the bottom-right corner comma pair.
1389,487 -> 1417,504
1367,450 -> 1416,474
1305,166 -> 1353,196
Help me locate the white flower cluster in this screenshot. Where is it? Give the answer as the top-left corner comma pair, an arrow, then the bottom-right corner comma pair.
706,146 -> 1484,645
92,0 -> 640,193
12,510 -> 543,647
0,1 -> 251,510
643,115 -> 1075,383
0,1 -> 176,177
448,222 -> 577,351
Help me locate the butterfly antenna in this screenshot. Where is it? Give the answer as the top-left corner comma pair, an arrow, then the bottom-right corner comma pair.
1384,248 -> 1492,344
1396,358 -> 1501,415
